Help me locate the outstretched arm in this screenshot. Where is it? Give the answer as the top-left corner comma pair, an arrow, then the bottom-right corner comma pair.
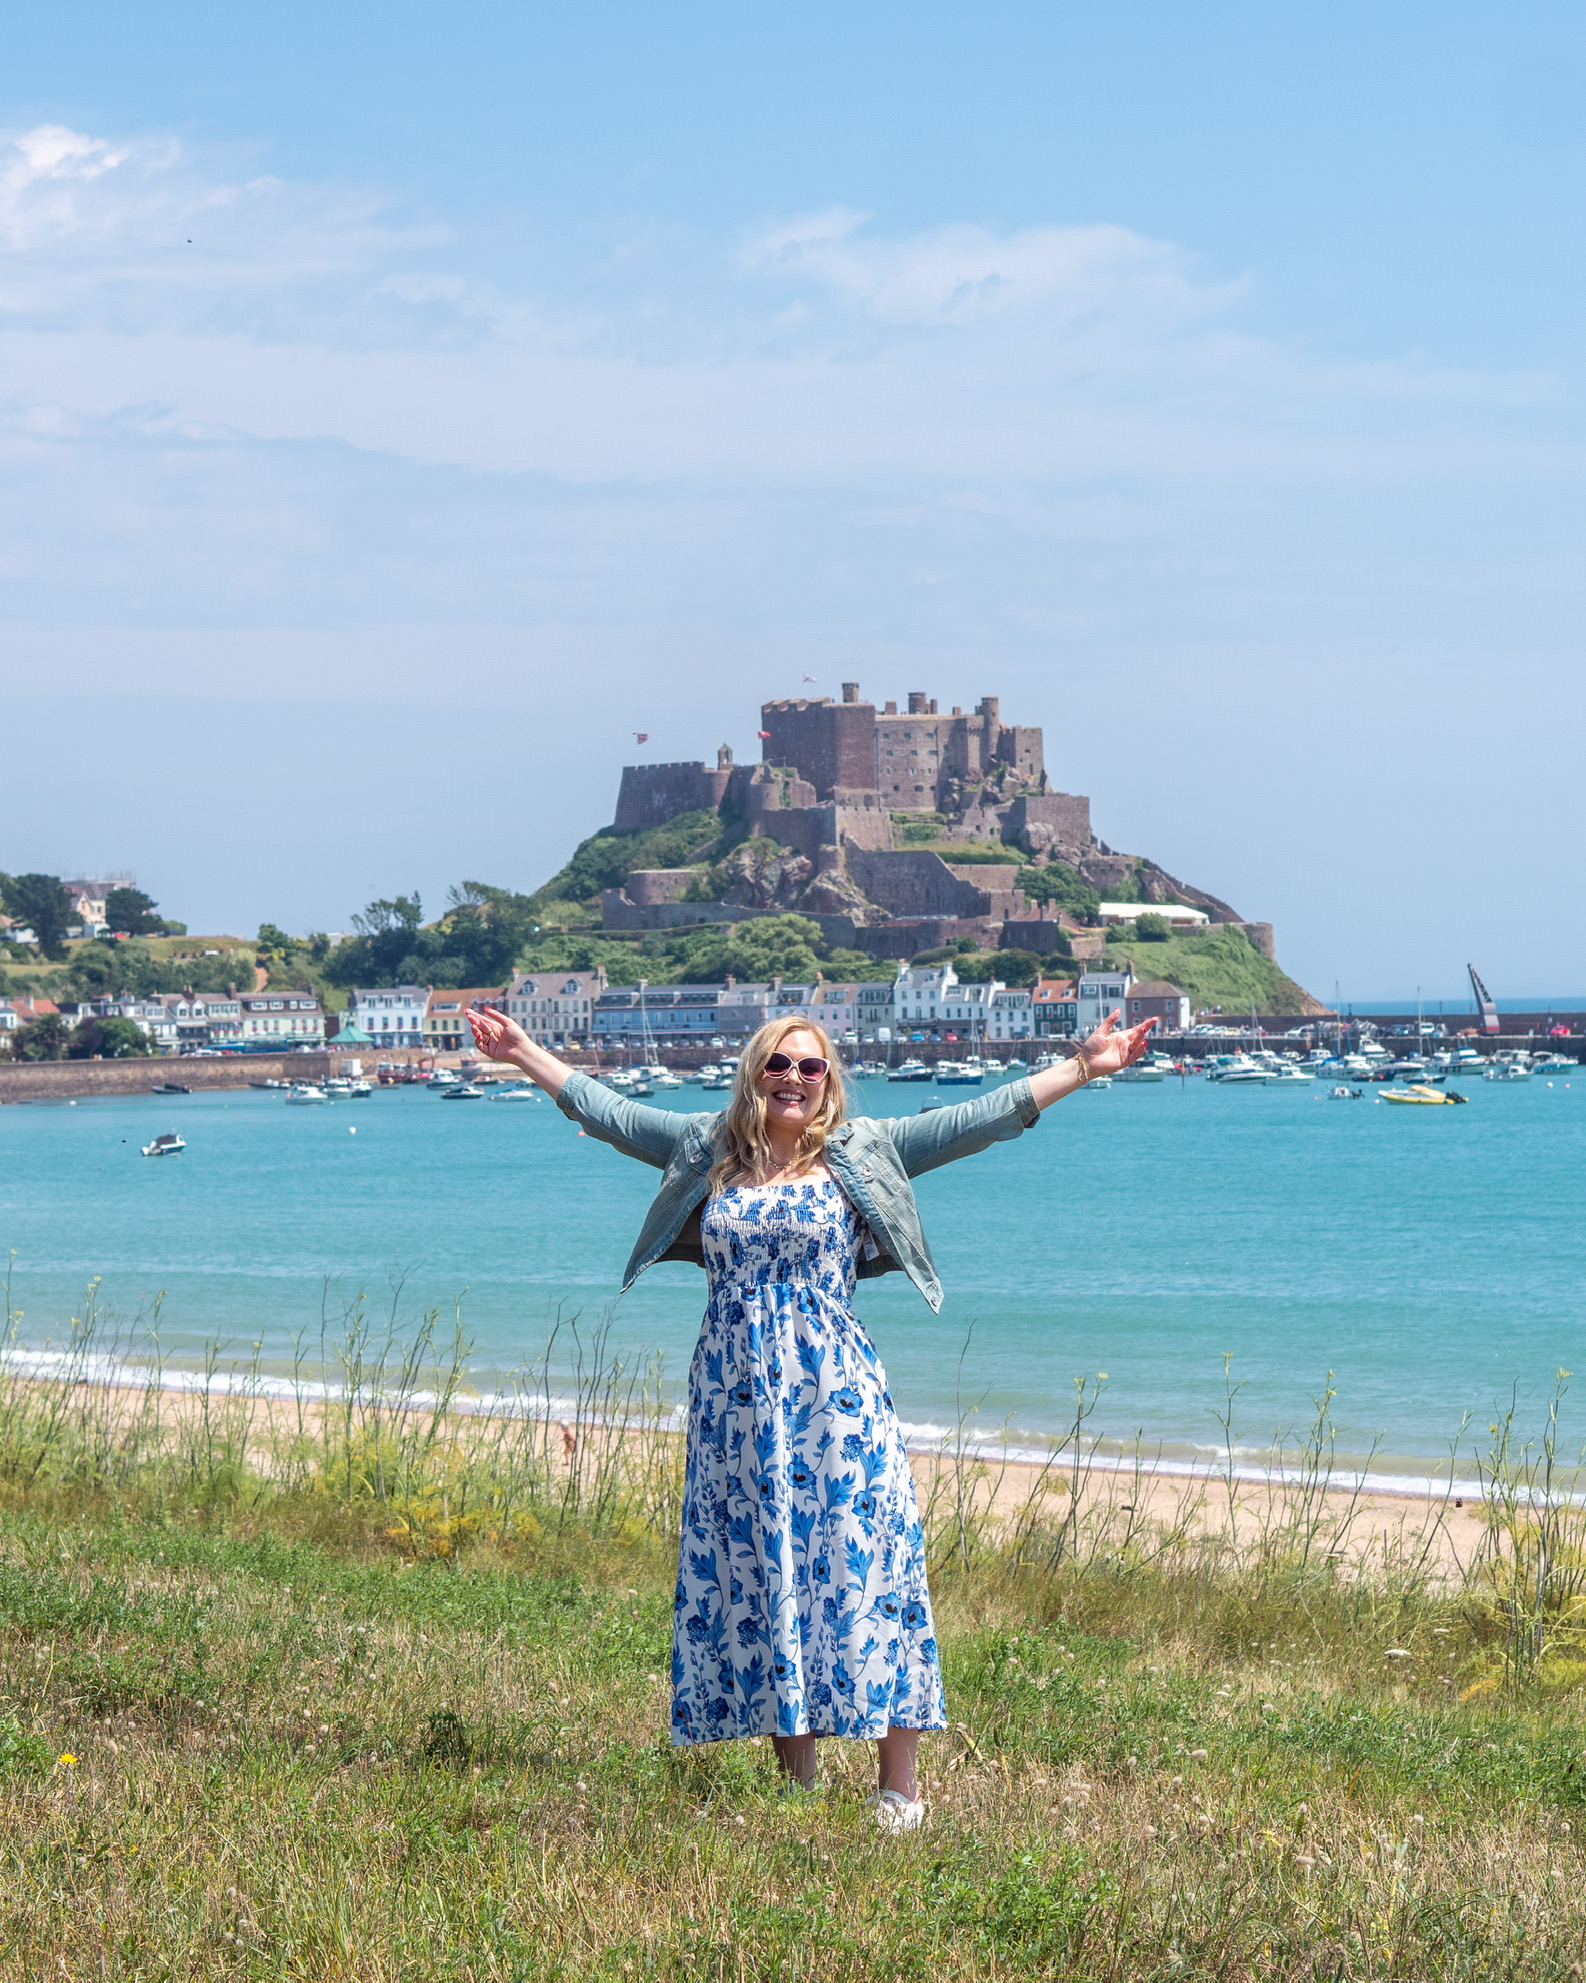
466,1005 -> 573,1097
1027,1010 -> 1156,1110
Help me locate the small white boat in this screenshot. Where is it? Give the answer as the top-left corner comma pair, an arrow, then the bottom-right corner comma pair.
428,1070 -> 462,1090
700,1074 -> 733,1091
491,1085 -> 540,1102
1114,1061 -> 1167,1083
1085,1074 -> 1113,1090
441,1082 -> 486,1099
342,1079 -> 373,1097
935,1062 -> 984,1086
650,1072 -> 684,1089
1330,1085 -> 1363,1099
141,1131 -> 186,1157
1533,1052 -> 1577,1073
285,1085 -> 328,1105
1262,1066 -> 1316,1086
1483,1059 -> 1531,1082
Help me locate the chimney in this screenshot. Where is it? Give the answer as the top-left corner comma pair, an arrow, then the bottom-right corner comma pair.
907,691 -> 929,714
841,681 -> 859,704
884,700 -> 898,715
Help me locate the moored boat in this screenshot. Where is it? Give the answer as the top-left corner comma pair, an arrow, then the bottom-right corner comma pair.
141,1131 -> 186,1156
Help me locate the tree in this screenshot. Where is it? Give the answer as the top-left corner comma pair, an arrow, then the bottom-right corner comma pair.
0,874 -> 74,959
11,1013 -> 71,1060
105,887 -> 165,937
67,1015 -> 151,1058
1018,863 -> 1100,924
1135,912 -> 1172,941
665,914 -> 827,986
256,922 -> 297,955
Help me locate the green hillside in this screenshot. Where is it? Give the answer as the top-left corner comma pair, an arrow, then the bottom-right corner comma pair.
1099,922 -> 1320,1017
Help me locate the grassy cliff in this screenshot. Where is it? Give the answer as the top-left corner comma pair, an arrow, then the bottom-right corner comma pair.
1102,923 -> 1323,1017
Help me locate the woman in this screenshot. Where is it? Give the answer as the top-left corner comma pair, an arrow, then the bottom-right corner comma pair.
466,1001 -> 1153,1829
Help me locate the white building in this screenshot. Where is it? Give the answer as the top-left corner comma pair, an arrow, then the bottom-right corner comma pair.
1076,969 -> 1136,1036
505,969 -> 606,1045
344,987 -> 427,1048
1097,902 -> 1208,927
892,963 -> 1015,1041
238,993 -> 325,1048
989,987 -> 1034,1041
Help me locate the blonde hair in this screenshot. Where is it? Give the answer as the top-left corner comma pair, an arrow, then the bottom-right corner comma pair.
707,1015 -> 847,1194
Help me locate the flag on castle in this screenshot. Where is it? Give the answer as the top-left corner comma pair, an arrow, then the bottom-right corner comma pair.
757,730 -> 771,739
802,673 -> 817,683
634,732 -> 649,745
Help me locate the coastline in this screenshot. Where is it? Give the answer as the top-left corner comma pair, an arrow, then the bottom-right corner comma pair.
0,1349 -> 1493,1578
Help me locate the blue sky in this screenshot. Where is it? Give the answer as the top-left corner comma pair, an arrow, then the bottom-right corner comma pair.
2,2 -> 1583,999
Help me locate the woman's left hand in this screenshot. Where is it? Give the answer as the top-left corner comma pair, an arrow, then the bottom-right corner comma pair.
1078,1008 -> 1156,1075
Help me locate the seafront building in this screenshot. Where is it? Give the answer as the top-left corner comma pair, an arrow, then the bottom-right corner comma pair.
424,988 -> 506,1055
238,993 -> 326,1048
504,970 -> 607,1045
341,987 -> 426,1049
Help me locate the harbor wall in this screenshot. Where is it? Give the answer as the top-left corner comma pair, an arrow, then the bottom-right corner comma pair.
0,1053 -> 336,1104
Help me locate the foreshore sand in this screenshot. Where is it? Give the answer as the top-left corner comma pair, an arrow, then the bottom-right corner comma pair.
1,1363 -> 1491,1581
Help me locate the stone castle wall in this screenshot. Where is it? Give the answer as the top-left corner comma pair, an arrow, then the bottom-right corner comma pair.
614,762 -> 732,832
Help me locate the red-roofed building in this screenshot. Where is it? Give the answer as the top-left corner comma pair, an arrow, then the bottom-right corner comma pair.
1031,978 -> 1077,1037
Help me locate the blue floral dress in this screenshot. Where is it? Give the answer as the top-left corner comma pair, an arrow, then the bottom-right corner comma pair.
671,1175 -> 946,1745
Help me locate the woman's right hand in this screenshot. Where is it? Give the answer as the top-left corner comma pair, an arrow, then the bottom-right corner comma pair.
467,1005 -> 530,1062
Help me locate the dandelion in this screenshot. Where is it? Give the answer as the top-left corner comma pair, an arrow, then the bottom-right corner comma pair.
57,1754 -> 77,1767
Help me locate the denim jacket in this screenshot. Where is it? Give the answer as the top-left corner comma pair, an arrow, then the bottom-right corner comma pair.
553,1068 -> 1041,1313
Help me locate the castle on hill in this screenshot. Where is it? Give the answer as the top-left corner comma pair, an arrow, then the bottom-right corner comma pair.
603,683 -> 1271,964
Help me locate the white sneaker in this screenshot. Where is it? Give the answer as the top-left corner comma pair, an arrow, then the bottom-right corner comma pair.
870,1789 -> 926,1833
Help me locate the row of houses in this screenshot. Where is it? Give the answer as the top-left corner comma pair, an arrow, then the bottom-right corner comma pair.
5,966 -> 1193,1058
498,964 -> 1192,1048
0,990 -> 330,1052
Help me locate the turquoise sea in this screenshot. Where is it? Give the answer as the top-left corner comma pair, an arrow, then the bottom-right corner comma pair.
2,1070 -> 1582,1481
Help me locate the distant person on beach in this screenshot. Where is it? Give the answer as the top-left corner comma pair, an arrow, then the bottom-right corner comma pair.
467,1004 -> 1153,1831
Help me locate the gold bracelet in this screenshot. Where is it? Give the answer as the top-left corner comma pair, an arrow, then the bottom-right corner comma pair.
1072,1046 -> 1092,1086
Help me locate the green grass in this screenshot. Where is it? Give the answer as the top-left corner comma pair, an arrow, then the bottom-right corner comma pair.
6,1499 -> 1586,1979
1102,923 -> 1319,1016
5,1299 -> 1586,1975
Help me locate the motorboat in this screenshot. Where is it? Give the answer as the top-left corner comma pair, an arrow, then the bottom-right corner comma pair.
1533,1052 -> 1577,1073
1085,1074 -> 1113,1090
935,1062 -> 984,1085
1330,1085 -> 1364,1099
888,1059 -> 933,1083
1004,1057 -> 1029,1070
1206,1056 -> 1267,1084
650,1071 -> 684,1089
1381,1083 -> 1469,1105
441,1082 -> 486,1099
491,1085 -> 540,1102
1483,1058 -> 1531,1082
849,1060 -> 887,1079
141,1131 -> 186,1156
248,1078 -> 289,1090
428,1069 -> 462,1090
285,1084 -> 328,1105
1262,1065 -> 1316,1086
150,1081 -> 191,1095
700,1074 -> 733,1091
